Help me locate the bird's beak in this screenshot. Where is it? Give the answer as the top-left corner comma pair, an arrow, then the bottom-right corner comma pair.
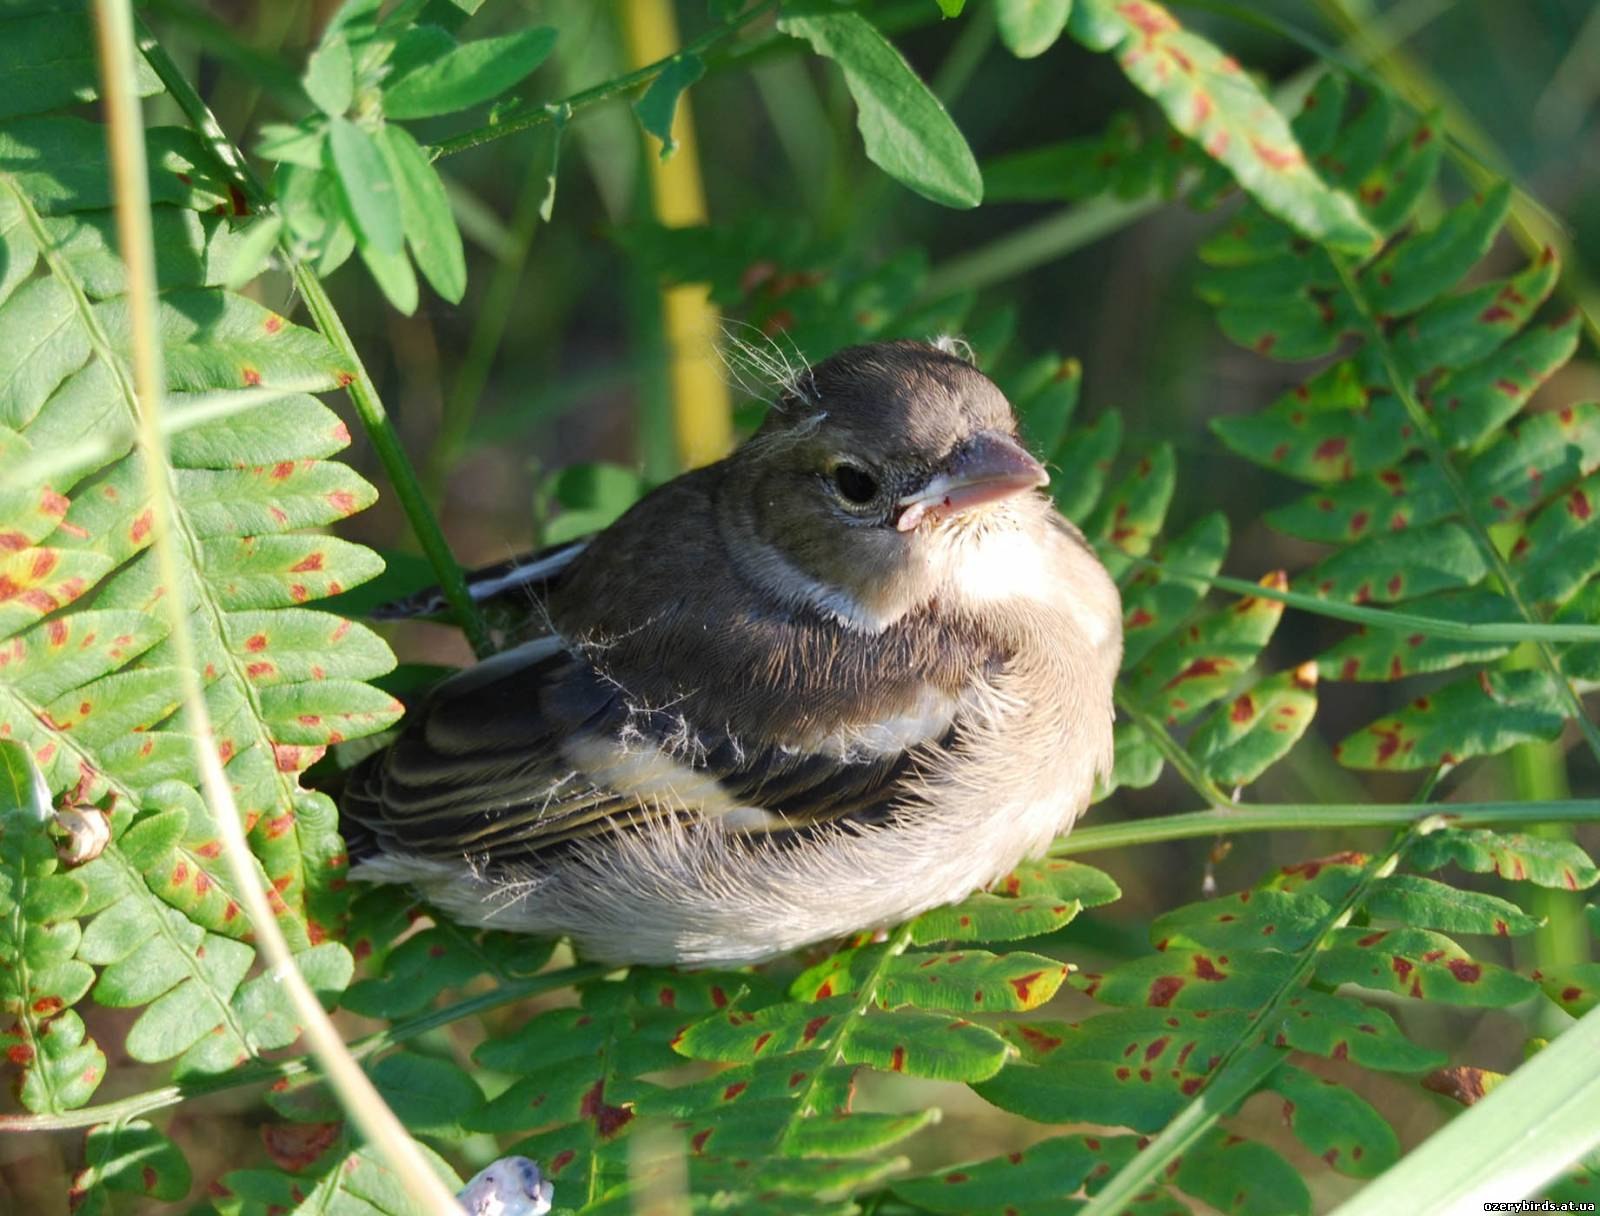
895,430 -> 1049,532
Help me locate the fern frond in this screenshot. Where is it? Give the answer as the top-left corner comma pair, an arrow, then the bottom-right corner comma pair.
0,1 -> 397,1128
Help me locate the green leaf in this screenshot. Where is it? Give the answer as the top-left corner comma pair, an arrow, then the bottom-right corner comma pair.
304,34 -> 355,117
635,54 -> 705,160
1318,589 -> 1516,682
326,116 -> 403,256
1175,1128 -> 1311,1216
1001,858 -> 1122,907
1188,662 -> 1318,786
382,25 -> 558,120
977,1009 -> 1247,1131
1121,511 -> 1229,665
1364,873 -> 1543,937
1088,443 -> 1175,570
358,239 -> 420,314
1267,1064 -> 1400,1178
379,124 -> 466,303
997,0 -> 1073,59
1315,926 -> 1537,1006
1051,410 -> 1122,524
0,9 -> 162,121
1299,521 -> 1488,605
1540,963 -> 1600,1017
1333,669 -> 1565,770
1123,572 -> 1288,724
370,1051 -> 484,1140
1068,0 -> 1376,254
1152,887 -> 1333,953
909,892 -> 1082,944
841,1007 -> 1011,1081
71,1121 -> 191,1211
1274,990 -> 1447,1072
1406,828 -> 1599,891
0,741 -> 104,1113
895,1133 -> 1131,1213
777,11 -> 983,208
1077,945 -> 1299,1010
799,947 -> 1069,1012
223,216 -> 284,291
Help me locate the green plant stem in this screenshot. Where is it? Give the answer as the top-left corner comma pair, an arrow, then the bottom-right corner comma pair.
430,0 -> 780,160
1114,694 -> 1235,807
1054,798 -> 1600,854
793,922 -> 918,1122
1082,823 -> 1422,1216
1510,740 -> 1590,974
0,963 -> 605,1134
922,194 -> 1165,301
144,0 -> 303,103
424,142 -> 551,504
1329,253 -> 1600,766
1133,558 -> 1600,644
135,25 -> 496,659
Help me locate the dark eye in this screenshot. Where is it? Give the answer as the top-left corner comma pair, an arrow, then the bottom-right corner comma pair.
832,462 -> 879,505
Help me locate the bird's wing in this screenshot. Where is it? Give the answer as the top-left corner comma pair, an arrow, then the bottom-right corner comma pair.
340,633 -> 954,868
369,539 -> 591,622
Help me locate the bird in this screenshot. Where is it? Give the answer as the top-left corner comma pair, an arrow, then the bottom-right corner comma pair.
340,338 -> 1123,967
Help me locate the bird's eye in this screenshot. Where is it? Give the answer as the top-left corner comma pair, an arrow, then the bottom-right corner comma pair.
832,462 -> 879,505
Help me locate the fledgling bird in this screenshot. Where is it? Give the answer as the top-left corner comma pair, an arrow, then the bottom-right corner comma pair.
341,339 -> 1122,967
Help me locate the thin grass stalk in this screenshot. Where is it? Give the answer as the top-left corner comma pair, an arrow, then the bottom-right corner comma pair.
1328,1001 -> 1600,1214
1055,798 -> 1600,853
92,4 -> 461,1209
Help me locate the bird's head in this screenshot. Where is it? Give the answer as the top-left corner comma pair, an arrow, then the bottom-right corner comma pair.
721,339 -> 1055,630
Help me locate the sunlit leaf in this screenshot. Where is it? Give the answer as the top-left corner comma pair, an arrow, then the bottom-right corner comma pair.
778,11 -> 983,208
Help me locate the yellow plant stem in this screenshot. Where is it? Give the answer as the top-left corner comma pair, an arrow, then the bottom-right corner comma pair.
621,0 -> 732,471
93,3 -> 460,1210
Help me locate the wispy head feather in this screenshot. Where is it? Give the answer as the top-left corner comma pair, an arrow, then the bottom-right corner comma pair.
718,321 -> 816,407
930,333 -> 977,366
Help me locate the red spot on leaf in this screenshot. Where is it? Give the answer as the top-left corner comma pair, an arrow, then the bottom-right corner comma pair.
261,1121 -> 341,1172
1148,975 -> 1185,1007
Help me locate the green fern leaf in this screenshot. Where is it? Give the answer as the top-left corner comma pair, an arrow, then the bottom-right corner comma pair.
0,7 -> 398,1116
